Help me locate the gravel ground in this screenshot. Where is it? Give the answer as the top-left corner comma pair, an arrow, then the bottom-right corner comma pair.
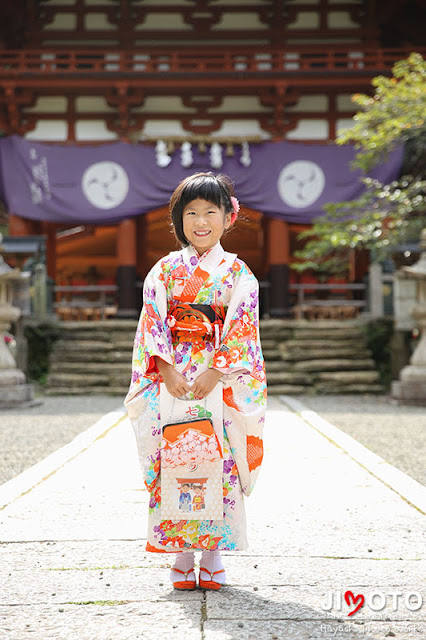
296,394 -> 426,487
0,395 -> 124,485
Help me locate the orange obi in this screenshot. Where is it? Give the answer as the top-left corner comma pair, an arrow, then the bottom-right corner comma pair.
167,302 -> 226,347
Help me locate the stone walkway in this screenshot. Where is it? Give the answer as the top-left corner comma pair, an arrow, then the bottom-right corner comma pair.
0,396 -> 425,639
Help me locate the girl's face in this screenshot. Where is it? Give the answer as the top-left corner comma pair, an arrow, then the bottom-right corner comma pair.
182,198 -> 231,255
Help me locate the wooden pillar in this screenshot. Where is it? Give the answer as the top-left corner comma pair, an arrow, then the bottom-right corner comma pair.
9,213 -> 40,236
267,217 -> 291,317
116,217 -> 138,317
41,221 -> 56,280
136,214 -> 149,279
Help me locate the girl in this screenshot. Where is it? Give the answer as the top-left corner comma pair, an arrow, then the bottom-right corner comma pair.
124,172 -> 266,590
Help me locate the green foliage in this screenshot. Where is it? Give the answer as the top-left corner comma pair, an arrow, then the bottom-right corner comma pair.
24,321 -> 61,385
294,53 -> 426,274
363,318 -> 394,388
339,53 -> 426,172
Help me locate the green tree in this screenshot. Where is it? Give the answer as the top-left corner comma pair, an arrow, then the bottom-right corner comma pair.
293,52 -> 426,274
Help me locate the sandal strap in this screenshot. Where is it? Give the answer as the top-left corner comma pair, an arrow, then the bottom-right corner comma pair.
172,567 -> 195,579
199,567 -> 225,581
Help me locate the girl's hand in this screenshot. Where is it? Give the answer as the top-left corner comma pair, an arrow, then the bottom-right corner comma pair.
155,357 -> 191,398
191,368 -> 222,400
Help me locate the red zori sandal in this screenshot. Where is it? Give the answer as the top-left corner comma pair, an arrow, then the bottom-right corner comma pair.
171,567 -> 196,590
199,567 -> 225,590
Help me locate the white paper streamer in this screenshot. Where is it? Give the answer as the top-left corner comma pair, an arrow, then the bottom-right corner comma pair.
180,141 -> 194,168
210,142 -> 223,169
240,142 -> 251,167
155,140 -> 172,168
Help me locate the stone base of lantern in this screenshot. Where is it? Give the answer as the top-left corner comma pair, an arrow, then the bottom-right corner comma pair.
0,368 -> 36,409
392,366 -> 426,406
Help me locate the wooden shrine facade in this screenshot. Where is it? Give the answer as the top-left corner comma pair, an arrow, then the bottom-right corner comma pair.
1,0 -> 424,317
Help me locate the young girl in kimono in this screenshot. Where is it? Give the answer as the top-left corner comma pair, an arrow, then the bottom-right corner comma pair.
124,172 -> 266,590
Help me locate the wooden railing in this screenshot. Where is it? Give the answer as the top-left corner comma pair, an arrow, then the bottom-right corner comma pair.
290,283 -> 367,320
0,47 -> 422,77
54,284 -> 118,321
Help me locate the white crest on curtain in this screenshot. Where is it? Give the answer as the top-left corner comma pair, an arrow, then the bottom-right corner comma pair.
240,142 -> 251,167
155,140 -> 172,168
210,142 -> 223,169
180,141 -> 194,168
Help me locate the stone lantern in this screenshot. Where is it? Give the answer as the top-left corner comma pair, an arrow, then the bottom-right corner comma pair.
392,228 -> 426,405
0,233 -> 34,408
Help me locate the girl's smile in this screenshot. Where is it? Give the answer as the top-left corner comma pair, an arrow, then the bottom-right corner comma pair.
183,198 -> 231,255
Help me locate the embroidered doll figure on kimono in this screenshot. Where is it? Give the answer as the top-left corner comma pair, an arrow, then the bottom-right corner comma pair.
124,172 -> 267,592
179,484 -> 192,512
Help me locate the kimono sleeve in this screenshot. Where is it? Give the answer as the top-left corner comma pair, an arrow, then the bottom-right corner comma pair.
209,265 -> 263,379
124,259 -> 173,413
209,262 -> 267,498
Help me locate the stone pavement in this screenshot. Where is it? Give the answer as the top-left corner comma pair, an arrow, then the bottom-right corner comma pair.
0,396 -> 425,640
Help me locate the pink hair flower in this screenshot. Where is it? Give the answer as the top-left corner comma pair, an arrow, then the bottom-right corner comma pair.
230,196 -> 240,224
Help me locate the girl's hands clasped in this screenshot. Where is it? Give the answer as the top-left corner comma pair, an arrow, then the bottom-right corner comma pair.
191,368 -> 222,400
155,357 -> 222,399
155,357 -> 190,398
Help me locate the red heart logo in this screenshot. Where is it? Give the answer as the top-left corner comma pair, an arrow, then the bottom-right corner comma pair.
344,590 -> 365,616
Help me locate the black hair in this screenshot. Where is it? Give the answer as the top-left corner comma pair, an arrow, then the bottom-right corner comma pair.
169,172 -> 235,247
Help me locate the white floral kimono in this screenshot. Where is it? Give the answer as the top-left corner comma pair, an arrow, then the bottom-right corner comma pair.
124,241 -> 266,553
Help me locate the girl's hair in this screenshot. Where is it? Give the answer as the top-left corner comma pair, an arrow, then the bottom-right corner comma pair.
169,172 -> 236,246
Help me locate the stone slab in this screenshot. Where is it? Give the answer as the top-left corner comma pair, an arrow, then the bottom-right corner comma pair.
294,359 -> 375,372
264,371 -> 312,384
44,386 -> 128,395
317,371 -> 379,382
204,619 -> 426,640
0,602 -> 203,640
205,585 -> 426,622
266,385 -> 309,395
279,348 -> 371,361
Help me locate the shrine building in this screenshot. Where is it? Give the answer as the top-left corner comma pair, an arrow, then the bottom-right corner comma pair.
0,0 -> 423,318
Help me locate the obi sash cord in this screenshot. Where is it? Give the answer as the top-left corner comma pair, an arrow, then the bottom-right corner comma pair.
166,313 -> 223,348
166,299 -> 226,349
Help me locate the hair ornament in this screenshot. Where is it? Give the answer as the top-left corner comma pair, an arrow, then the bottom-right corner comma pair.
230,196 -> 240,224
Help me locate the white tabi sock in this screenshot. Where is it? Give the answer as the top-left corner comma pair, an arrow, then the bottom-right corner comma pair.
170,551 -> 195,584
200,550 -> 226,584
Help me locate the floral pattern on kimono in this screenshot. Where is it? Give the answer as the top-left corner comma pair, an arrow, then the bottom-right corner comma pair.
124,241 -> 266,552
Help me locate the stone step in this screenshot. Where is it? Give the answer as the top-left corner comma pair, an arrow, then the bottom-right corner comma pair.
60,320 -> 138,331
265,371 -> 312,385
57,331 -> 113,342
279,347 -> 371,361
47,372 -> 132,387
114,341 -> 134,351
292,329 -> 365,340
260,329 -> 293,341
316,370 -> 380,383
259,339 -> 278,350
47,372 -> 110,386
281,339 -> 363,349
267,384 -> 310,395
54,340 -> 112,352
262,349 -> 282,361
49,362 -> 132,375
315,383 -> 384,394
44,386 -> 128,396
260,319 -> 363,330
49,351 -> 131,364
294,359 -> 375,372
265,361 -> 287,372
